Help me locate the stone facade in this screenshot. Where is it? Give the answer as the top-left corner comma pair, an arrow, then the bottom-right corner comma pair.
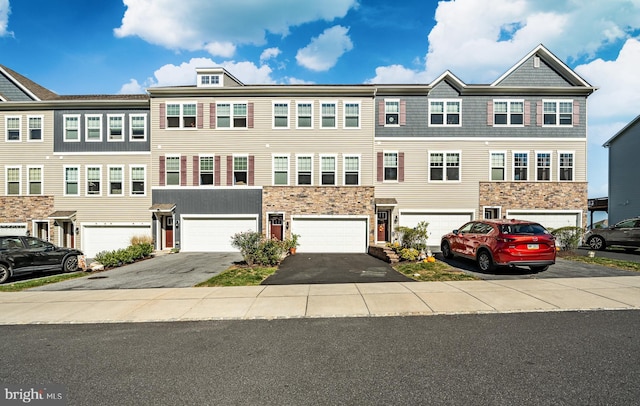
479,182 -> 588,228
262,186 -> 376,244
0,196 -> 55,237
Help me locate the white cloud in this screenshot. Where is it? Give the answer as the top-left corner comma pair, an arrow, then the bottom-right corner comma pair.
118,78 -> 145,94
260,47 -> 281,63
0,0 -> 12,37
296,25 -> 353,71
114,0 -> 358,56
366,65 -> 430,84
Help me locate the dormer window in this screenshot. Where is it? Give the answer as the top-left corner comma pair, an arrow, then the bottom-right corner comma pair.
198,74 -> 221,87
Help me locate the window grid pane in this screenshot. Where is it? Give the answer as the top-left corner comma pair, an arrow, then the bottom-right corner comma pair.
321,157 -> 335,171
234,157 -> 248,171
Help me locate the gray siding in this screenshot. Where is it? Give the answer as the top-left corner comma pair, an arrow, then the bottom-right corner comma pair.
153,188 -> 262,217
497,55 -> 574,87
608,125 -> 640,224
54,109 -> 150,153
0,74 -> 34,101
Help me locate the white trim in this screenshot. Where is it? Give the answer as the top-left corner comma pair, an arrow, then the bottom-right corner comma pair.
84,114 -> 103,142
0,66 -> 41,100
320,100 -> 338,129
343,153 -> 361,186
428,150 -> 462,183
512,150 -> 529,181
492,99 -> 525,127
107,114 -> 125,142
295,100 -> 314,129
181,213 -> 259,221
292,214 -> 369,220
215,101 -> 249,129
63,114 -> 81,142
5,115 -> 21,142
557,150 -> 576,182
164,154 -> 181,187
342,100 -> 361,129
541,99 -> 574,127
130,164 -> 147,196
295,154 -> 314,186
63,165 -> 80,196
428,99 -> 462,127
489,150 -> 507,181
272,100 -> 290,129
26,165 -> 44,196
85,165 -> 102,196
399,208 -> 476,216
384,99 -> 401,127
26,115 -> 44,142
505,209 -> 583,229
232,154 -> 249,186
198,154 -> 215,186
272,153 -> 290,186
165,101 -> 198,130
319,154 -> 337,186
482,206 -> 502,219
535,150 -> 553,182
107,165 -> 125,196
5,165 -> 22,196
382,150 -> 399,183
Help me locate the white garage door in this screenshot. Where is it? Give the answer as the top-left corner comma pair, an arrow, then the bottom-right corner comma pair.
507,211 -> 581,230
292,217 -> 368,253
181,216 -> 258,252
400,212 -> 474,245
83,224 -> 151,258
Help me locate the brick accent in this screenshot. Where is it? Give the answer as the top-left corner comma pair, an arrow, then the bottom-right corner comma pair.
0,196 -> 55,234
262,186 -> 376,245
479,182 -> 588,227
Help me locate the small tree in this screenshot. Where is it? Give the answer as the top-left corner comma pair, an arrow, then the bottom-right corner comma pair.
396,221 -> 429,251
550,226 -> 583,251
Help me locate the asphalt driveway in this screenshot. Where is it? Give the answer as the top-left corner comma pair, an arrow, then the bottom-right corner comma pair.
262,253 -> 414,285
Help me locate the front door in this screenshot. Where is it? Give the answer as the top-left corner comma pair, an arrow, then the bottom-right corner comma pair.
165,216 -> 174,249
269,214 -> 284,241
377,211 -> 388,242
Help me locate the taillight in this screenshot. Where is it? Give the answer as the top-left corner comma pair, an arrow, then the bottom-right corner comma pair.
496,237 -> 516,243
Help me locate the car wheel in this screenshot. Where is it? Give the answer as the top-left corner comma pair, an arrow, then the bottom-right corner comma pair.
530,265 -> 549,272
477,250 -> 495,272
441,241 -> 453,259
588,235 -> 606,251
0,264 -> 9,284
62,256 -> 79,273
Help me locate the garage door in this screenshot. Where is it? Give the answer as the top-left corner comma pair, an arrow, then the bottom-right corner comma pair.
83,224 -> 151,258
292,217 -> 368,253
507,211 -> 581,230
399,212 -> 474,245
181,216 -> 258,252
0,223 -> 27,236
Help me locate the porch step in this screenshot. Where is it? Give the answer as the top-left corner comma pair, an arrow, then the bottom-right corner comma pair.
368,245 -> 400,264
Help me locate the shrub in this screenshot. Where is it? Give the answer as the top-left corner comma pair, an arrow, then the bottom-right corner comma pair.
550,226 -> 583,251
94,242 -> 154,268
130,235 -> 153,246
399,248 -> 420,261
231,231 -> 293,266
395,221 -> 429,251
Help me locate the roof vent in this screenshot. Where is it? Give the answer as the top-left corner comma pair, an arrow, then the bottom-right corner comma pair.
533,56 -> 541,68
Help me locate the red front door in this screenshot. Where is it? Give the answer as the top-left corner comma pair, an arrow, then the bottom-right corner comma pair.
377,212 -> 388,242
269,215 -> 283,241
165,216 -> 174,249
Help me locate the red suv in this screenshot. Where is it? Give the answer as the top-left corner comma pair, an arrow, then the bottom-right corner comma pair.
440,219 -> 556,272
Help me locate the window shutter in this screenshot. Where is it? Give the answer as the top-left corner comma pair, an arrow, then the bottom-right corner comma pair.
193,156 -> 199,186
536,101 -> 542,126
210,103 -> 216,129
248,102 -> 254,128
377,152 -> 383,182
378,100 -> 385,126
197,103 -> 204,129
159,156 -> 166,186
487,101 -> 493,126
249,155 -> 255,186
226,156 -> 233,186
180,156 -> 187,186
400,100 -> 406,126
573,101 -> 580,126
159,103 -> 166,129
524,101 -> 531,126
398,152 -> 405,182
215,156 -> 221,186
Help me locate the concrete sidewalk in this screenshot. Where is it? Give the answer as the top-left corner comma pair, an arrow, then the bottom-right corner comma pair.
1,276 -> 639,325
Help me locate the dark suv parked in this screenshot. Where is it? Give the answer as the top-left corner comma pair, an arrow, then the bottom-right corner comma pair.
0,236 -> 84,284
584,217 -> 640,251
441,219 -> 556,272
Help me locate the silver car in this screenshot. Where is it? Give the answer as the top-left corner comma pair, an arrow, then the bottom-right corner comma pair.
585,217 -> 640,251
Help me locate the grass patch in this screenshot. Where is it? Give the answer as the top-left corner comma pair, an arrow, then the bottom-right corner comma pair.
394,260 -> 479,282
0,272 -> 87,292
195,264 -> 277,287
560,254 -> 640,272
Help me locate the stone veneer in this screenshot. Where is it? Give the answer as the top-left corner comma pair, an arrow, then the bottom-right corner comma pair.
479,182 -> 588,227
0,196 -> 55,234
262,186 -> 376,244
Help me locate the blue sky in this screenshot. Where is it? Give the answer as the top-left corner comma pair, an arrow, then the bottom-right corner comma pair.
2,0 -> 640,213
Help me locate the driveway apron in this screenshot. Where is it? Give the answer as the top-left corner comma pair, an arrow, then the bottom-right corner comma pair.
262,253 -> 414,285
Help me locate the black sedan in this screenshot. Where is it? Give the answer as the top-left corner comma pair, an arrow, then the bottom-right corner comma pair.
0,236 -> 84,284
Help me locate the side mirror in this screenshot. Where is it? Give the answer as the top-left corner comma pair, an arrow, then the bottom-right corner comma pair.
453,229 -> 459,235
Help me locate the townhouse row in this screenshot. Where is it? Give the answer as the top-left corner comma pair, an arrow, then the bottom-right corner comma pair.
0,45 -> 595,257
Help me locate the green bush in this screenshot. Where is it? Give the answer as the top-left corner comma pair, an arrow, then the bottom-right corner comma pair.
399,248 -> 420,261
231,231 -> 292,266
94,242 -> 154,268
395,221 -> 429,251
550,226 -> 583,251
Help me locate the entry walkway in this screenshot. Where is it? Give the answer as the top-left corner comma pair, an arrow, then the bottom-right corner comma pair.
1,276 -> 639,324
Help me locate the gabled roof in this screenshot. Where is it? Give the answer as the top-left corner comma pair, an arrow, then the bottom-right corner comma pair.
428,70 -> 466,92
0,64 -> 58,101
492,44 -> 593,88
603,114 -> 640,147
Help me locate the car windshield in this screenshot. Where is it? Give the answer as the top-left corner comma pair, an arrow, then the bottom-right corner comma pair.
499,223 -> 548,235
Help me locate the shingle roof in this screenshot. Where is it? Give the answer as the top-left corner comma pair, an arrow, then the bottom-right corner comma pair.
0,64 -> 59,101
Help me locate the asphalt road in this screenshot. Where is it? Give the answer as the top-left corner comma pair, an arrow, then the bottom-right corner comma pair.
2,311 -> 639,405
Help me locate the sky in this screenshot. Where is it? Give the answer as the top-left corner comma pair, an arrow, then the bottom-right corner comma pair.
2,0 -> 640,217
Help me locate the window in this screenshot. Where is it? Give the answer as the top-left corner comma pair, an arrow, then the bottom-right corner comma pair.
6,167 -> 20,195
543,100 -> 573,126
321,102 -> 336,128
131,166 -> 146,195
344,155 -> 360,186
108,166 -> 124,196
536,152 -> 551,181
64,166 -> 79,196
297,102 -> 313,128
6,116 -> 21,141
513,152 -> 528,181
320,156 -> 336,185
130,114 -> 147,141
233,156 -> 248,185
296,155 -> 312,185
108,115 -> 124,141
430,152 -> 460,181
64,115 -> 80,141
28,166 -> 42,195
216,103 -> 247,128
85,115 -> 102,142
490,152 -> 506,181
273,155 -> 289,185
28,116 -> 43,141
167,103 -> 196,128
429,100 -> 460,126
344,102 -> 360,128
86,166 -> 101,196
199,74 -> 220,86
273,102 -> 289,128
199,156 -> 214,185
494,100 -> 524,125
559,152 -> 574,181
385,100 -> 400,126
384,152 -> 398,181
165,156 -> 180,186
